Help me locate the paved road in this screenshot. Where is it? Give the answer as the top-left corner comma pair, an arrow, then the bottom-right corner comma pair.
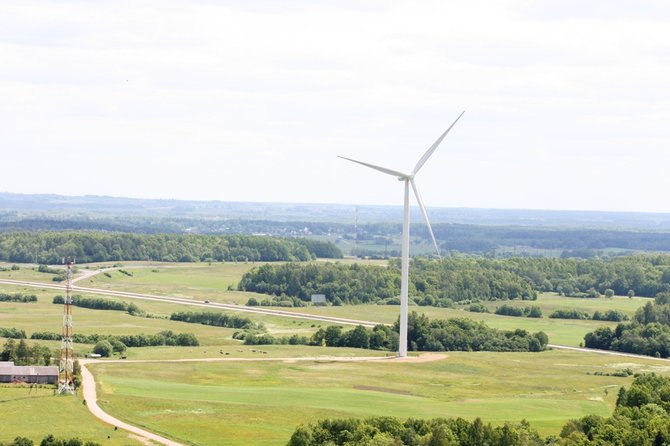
548,344 -> 669,362
0,277 -> 379,327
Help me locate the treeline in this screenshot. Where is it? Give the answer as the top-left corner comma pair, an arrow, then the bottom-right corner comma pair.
240,255 -> 670,306
0,232 -> 342,263
549,309 -> 629,322
238,325 -> 398,351
52,295 -> 143,315
30,330 -> 199,347
584,294 -> 670,358
0,292 -> 37,303
0,435 -> 100,446
287,374 -> 670,446
0,327 -> 27,339
240,313 -> 549,353
170,311 -> 253,329
494,304 -> 542,318
1,339 -> 52,366
403,313 -> 548,352
288,417 -> 541,446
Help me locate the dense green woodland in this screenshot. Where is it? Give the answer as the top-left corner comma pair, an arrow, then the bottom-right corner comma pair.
0,232 -> 342,263
584,293 -> 670,358
287,374 -> 670,446
240,255 -> 670,305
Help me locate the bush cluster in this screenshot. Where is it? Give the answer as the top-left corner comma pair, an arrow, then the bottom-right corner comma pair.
0,293 -> 37,303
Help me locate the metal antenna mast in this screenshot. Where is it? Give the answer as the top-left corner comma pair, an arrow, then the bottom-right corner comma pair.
58,257 -> 75,395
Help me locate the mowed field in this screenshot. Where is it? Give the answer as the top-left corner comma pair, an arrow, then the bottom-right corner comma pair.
0,261 -> 662,445
89,349 -> 670,445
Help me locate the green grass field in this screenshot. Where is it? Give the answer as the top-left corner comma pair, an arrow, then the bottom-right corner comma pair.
0,261 -> 662,445
288,301 -> 623,346
0,283 -> 339,354
481,293 -> 647,317
0,386 -> 143,445
88,348 -> 670,446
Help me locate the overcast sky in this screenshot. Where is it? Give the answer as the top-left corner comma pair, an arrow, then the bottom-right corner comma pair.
2,1 -> 669,212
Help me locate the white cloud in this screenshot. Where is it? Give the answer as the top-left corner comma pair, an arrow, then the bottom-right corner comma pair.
1,0 -> 669,212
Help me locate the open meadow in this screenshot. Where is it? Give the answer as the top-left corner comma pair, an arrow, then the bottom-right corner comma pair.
88,349 -> 670,445
0,260 -> 662,445
0,385 -> 144,445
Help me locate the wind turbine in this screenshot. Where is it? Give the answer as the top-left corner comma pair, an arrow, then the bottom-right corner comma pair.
339,111 -> 465,357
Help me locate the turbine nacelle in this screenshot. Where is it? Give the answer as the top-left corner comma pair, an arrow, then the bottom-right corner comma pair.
338,110 -> 465,259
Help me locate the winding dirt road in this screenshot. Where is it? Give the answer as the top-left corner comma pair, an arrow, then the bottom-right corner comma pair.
80,363 -> 185,446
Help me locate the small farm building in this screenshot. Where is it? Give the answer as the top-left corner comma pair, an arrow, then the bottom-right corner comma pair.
0,361 -> 59,384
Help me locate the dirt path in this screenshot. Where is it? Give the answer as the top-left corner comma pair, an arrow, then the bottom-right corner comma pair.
72,268 -> 106,283
80,363 -> 185,446
548,344 -> 670,362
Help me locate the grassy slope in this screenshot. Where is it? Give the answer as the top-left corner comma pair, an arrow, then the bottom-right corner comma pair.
90,349 -> 670,446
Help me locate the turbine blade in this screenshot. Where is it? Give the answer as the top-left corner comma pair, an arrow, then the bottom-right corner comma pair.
410,179 -> 441,259
338,156 -> 409,179
413,110 -> 465,175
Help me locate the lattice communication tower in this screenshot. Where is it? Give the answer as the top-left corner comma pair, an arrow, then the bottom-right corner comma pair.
58,257 -> 76,395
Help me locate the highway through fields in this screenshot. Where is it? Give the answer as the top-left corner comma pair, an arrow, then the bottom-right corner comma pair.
0,277 -> 379,327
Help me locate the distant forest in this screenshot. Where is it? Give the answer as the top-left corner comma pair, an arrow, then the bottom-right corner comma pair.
0,232 -> 342,263
240,255 -> 670,305
2,214 -> 670,257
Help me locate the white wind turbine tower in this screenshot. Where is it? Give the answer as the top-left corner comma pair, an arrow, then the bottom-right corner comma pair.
339,111 -> 465,357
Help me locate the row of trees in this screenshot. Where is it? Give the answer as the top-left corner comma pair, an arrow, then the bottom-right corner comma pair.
0,232 -> 342,264
287,374 -> 670,445
169,311 -> 253,329
52,295 -> 143,315
461,304 -> 628,322
240,313 -> 548,353
494,304 -> 543,318
239,255 -> 670,306
30,330 -> 199,348
0,292 -> 37,303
